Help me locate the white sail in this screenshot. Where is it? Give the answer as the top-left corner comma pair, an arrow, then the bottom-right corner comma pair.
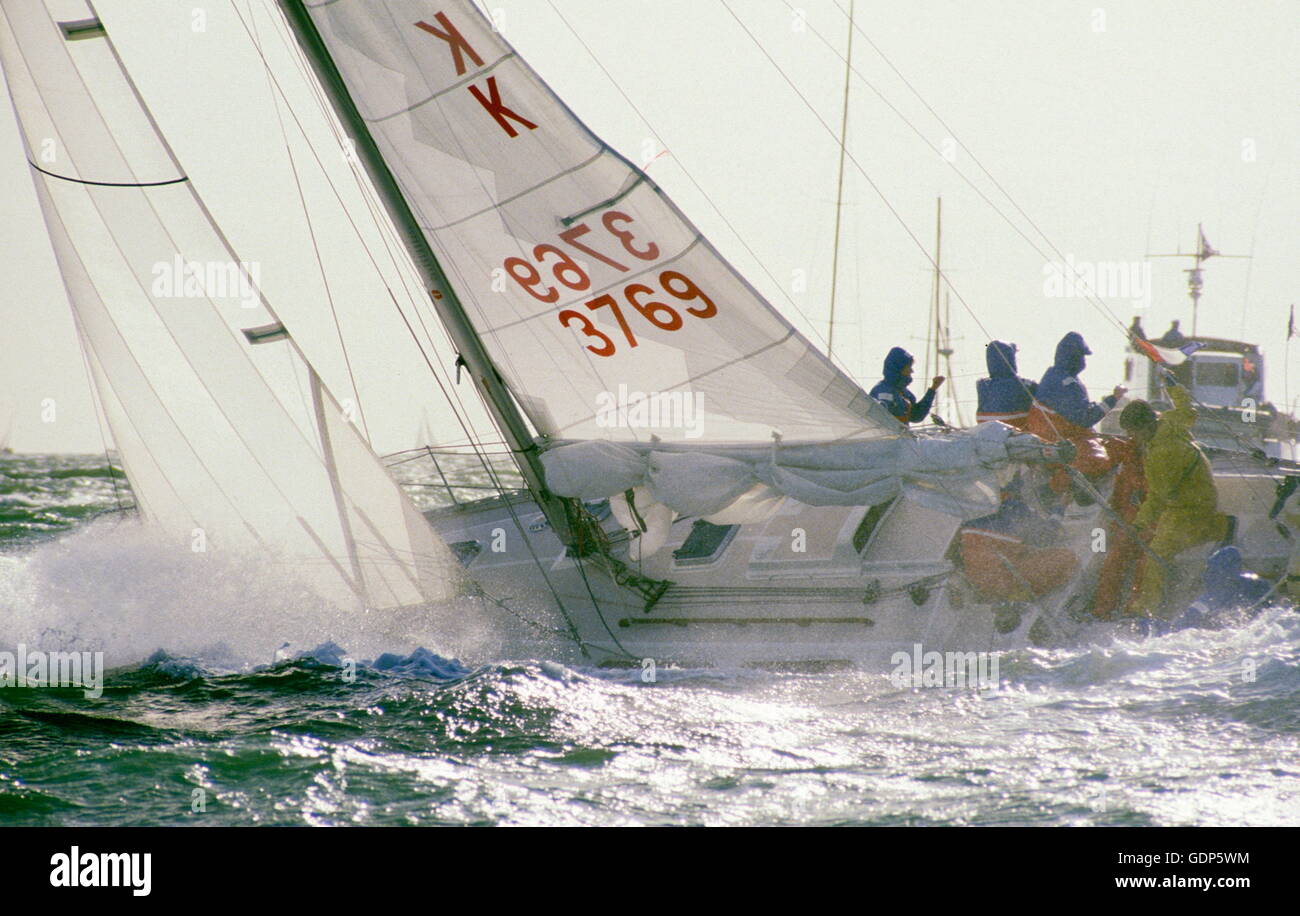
293,0 -> 897,444
0,0 -> 455,610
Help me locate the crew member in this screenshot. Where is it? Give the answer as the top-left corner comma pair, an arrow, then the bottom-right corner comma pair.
1136,546 -> 1274,635
1270,475 -> 1300,601
975,341 -> 1037,428
959,483 -> 1079,604
1089,400 -> 1151,618
1026,331 -> 1126,491
870,347 -> 943,425
1125,374 -> 1231,617
1156,320 -> 1187,347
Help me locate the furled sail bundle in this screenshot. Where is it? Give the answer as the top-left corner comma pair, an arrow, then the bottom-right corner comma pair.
0,0 -> 456,610
289,0 -> 897,444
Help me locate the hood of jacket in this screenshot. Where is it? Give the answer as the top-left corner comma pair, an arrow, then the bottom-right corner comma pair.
1200,545 -> 1256,606
1053,331 -> 1091,376
986,341 -> 1018,379
882,346 -> 914,386
1204,545 -> 1244,586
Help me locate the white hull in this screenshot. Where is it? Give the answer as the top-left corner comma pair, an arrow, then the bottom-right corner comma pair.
424,454 -> 1294,667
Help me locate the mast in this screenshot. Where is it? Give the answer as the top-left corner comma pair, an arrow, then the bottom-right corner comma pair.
276,0 -> 575,543
928,197 -> 942,385
1148,222 -> 1249,336
933,199 -> 964,425
826,0 -> 854,359
924,198 -> 963,424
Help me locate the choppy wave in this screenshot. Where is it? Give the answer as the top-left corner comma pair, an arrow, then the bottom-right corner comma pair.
1,455 -> 1298,826
0,453 -> 131,543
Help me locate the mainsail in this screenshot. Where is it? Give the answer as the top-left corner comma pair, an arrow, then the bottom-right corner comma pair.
285,0 -> 897,444
279,0 -> 1050,526
0,0 -> 455,610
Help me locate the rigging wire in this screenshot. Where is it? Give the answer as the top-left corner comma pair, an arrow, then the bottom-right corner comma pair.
540,0 -> 1136,628
239,0 -> 604,654
234,3 -> 484,454
825,0 -> 854,359
245,0 -> 372,446
70,313 -> 127,515
542,0 -> 857,378
714,0 -> 1075,439
776,0 -> 1291,473
249,1 -> 1285,641
821,0 -> 1293,468
772,0 -> 1131,341
721,1 -> 1281,515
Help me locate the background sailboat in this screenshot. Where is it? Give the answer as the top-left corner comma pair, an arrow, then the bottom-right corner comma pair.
0,0 -> 459,616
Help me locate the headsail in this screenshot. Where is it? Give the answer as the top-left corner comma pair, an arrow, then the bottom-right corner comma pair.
0,0 -> 455,610
285,0 -> 896,444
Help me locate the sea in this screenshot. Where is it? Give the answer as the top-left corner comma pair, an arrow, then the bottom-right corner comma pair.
1,453 -> 1298,827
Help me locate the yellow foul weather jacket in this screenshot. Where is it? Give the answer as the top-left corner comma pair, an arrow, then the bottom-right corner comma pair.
1134,385 -> 1220,530
1128,384 -> 1228,616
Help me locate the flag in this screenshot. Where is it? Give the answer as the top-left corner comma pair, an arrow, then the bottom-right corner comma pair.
1134,337 -> 1205,366
1289,304 -> 1296,340
1198,226 -> 1218,260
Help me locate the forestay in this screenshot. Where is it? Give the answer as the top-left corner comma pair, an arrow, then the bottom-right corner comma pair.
293,0 -> 898,444
0,0 -> 455,611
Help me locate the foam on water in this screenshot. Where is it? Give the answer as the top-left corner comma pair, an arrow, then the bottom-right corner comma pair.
1,455 -> 1298,825
0,516 -> 521,671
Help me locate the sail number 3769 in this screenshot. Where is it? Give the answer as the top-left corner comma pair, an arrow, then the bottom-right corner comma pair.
501,211 -> 717,357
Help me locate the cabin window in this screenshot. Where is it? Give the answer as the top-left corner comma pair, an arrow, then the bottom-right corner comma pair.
853,498 -> 896,553
449,540 -> 482,567
1194,361 -> 1239,388
672,520 -> 737,566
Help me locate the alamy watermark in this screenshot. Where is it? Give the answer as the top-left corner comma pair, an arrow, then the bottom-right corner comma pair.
151,256 -> 261,309
595,385 -> 704,439
1043,255 -> 1151,309
890,643 -> 1001,690
0,644 -> 104,698
49,846 -> 150,896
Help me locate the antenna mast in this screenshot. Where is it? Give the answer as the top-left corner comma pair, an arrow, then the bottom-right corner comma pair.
927,197 -> 964,425
1148,223 -> 1249,336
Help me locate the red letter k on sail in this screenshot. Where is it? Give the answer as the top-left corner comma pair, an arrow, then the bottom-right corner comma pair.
414,13 -> 483,75
468,76 -> 538,138
414,14 -> 538,138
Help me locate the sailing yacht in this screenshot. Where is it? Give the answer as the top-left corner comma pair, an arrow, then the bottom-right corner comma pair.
2,0 -> 1294,667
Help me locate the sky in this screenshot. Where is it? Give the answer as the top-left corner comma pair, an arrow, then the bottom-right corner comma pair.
0,0 -> 1296,452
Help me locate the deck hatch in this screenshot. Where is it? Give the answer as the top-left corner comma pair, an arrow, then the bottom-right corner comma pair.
672,520 -> 737,566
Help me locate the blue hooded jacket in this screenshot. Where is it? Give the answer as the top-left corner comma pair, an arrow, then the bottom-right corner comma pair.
976,341 -> 1037,419
869,347 -> 935,424
1035,332 -> 1117,428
